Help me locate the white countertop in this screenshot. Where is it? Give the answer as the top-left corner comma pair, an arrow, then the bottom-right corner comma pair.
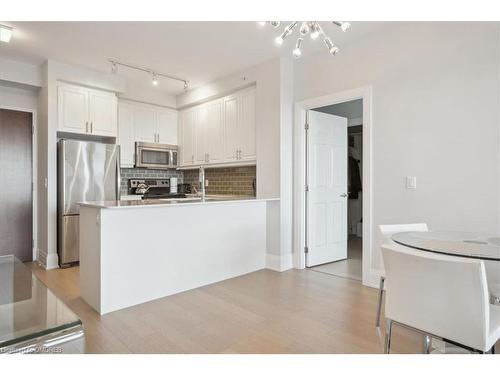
79,195 -> 279,209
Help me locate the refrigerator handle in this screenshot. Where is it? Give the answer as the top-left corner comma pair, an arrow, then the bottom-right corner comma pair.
116,147 -> 121,201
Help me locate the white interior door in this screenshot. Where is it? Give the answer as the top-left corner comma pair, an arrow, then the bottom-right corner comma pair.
306,110 -> 348,267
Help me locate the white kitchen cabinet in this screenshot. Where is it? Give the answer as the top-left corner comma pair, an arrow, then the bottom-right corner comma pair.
194,104 -> 207,164
205,99 -> 224,163
238,89 -> 256,161
117,101 -> 179,167
178,86 -> 255,167
223,87 -> 256,162
117,102 -> 135,168
133,106 -> 157,143
180,107 -> 196,166
223,94 -> 240,162
89,90 -> 118,136
157,109 -> 178,145
58,84 -> 89,134
57,83 -> 118,137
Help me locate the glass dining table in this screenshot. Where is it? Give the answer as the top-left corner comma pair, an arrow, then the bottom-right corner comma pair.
0,255 -> 84,354
392,231 -> 500,304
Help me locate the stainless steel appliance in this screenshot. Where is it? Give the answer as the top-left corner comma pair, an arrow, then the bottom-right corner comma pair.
58,140 -> 120,267
129,179 -> 186,199
135,142 -> 178,169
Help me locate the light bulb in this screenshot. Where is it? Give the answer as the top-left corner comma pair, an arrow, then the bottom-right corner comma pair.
275,21 -> 298,46
299,22 -> 309,36
332,21 -> 351,32
292,38 -> 303,58
310,23 -> 321,40
340,22 -> 351,32
183,81 -> 189,90
270,21 -> 281,28
152,73 -> 159,86
258,21 -> 267,26
324,37 -> 339,56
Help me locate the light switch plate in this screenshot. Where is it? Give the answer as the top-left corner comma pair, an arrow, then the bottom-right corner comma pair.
406,176 -> 417,189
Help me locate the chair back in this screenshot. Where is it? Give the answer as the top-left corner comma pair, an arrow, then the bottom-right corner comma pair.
382,243 -> 490,352
378,223 -> 428,274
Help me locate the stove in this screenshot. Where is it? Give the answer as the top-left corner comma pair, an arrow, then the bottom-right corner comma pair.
129,179 -> 186,200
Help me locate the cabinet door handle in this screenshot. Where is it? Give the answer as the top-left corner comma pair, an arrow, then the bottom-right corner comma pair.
85,121 -> 89,133
90,122 -> 93,134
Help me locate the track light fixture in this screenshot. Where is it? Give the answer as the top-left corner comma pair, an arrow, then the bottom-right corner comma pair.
108,59 -> 189,91
259,21 -> 350,58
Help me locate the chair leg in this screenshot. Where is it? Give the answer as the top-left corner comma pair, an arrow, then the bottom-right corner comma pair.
491,345 -> 496,354
384,318 -> 393,354
375,276 -> 385,327
423,335 -> 431,354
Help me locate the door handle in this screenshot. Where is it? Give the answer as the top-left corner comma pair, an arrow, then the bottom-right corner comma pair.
340,193 -> 349,198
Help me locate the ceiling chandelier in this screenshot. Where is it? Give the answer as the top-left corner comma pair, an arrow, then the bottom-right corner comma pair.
258,21 -> 351,58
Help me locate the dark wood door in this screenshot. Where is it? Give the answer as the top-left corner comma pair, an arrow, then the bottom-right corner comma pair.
0,109 -> 33,261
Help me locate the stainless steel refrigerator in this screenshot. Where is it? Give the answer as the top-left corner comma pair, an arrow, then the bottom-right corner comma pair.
58,140 -> 120,267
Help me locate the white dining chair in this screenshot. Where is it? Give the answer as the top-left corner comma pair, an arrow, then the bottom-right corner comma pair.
484,260 -> 500,305
382,243 -> 500,354
375,223 -> 429,327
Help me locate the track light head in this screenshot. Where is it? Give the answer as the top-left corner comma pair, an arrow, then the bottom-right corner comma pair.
152,73 -> 159,86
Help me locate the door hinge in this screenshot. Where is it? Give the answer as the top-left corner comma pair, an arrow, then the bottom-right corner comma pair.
305,185 -> 309,192
304,246 -> 309,254
304,122 -> 309,130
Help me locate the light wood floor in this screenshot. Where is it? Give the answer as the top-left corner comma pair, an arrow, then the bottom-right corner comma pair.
25,263 -> 467,354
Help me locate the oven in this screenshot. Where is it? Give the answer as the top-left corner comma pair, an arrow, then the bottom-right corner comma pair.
135,142 -> 178,169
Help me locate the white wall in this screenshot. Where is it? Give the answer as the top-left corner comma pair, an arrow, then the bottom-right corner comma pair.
0,82 -> 38,111
294,22 -> 500,275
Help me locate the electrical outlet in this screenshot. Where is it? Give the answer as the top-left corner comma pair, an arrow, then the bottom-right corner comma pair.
205,179 -> 209,187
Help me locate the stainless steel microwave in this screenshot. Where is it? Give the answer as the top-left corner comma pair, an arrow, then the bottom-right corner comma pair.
135,142 -> 178,169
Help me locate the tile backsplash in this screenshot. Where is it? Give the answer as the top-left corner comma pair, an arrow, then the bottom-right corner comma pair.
120,166 -> 256,197
183,166 -> 256,197
120,168 -> 183,195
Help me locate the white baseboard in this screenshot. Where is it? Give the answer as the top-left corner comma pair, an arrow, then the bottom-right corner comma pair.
266,253 -> 293,272
363,267 -> 382,289
36,248 -> 59,270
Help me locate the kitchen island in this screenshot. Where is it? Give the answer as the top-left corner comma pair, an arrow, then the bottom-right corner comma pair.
78,197 -> 278,315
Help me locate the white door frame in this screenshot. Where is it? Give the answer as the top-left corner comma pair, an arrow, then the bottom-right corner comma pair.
0,104 -> 38,262
293,85 -> 377,288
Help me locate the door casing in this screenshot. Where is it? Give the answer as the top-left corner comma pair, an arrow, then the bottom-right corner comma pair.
293,86 -> 378,288
0,104 -> 37,262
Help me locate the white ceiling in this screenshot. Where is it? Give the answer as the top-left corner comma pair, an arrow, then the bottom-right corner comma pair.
0,21 -> 383,95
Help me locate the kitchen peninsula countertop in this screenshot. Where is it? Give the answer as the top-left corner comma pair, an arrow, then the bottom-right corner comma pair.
79,195 -> 278,209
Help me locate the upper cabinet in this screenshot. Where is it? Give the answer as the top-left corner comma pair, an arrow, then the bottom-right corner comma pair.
117,100 -> 178,168
157,109 -> 178,145
58,83 -> 117,137
179,86 -> 256,168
